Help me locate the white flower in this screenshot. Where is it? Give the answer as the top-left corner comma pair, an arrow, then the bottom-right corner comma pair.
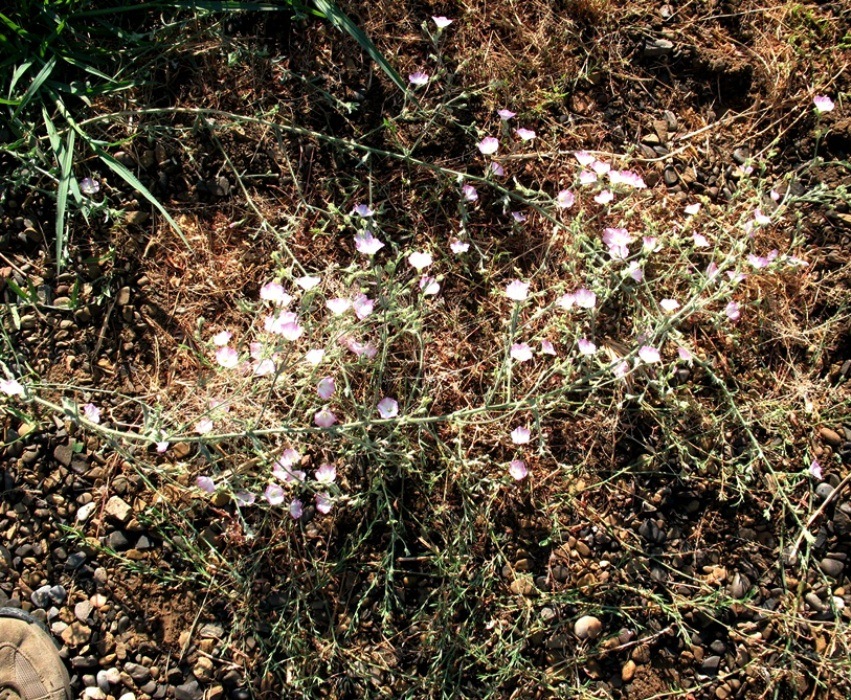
505,279 -> 530,302
408,251 -> 433,271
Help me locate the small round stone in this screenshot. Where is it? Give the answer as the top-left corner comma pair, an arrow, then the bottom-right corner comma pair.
574,615 -> 603,640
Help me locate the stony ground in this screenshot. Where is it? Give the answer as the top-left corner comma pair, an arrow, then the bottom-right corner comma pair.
2,0 -> 851,699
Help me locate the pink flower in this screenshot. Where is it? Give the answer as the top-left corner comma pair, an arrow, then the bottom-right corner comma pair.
594,189 -> 614,204
265,311 -> 297,334
660,298 -> 680,313
354,230 -> 385,256
196,476 -> 216,493
693,233 -> 710,248
264,483 -> 285,506
578,169 -> 598,185
296,275 -> 321,291
498,109 -> 516,120
574,151 -> 595,166
510,343 -> 533,362
280,321 -> 303,341
509,459 -> 528,481
408,251 -> 433,271
684,203 -> 701,216
612,361 -> 629,378
577,338 -> 597,356
326,298 -> 351,315
753,209 -> 771,226
289,498 -> 304,519
642,236 -> 660,253
156,441 -> 169,453
602,227 -> 633,259
627,263 -> 644,282
352,203 -> 374,217
809,459 -> 823,479
541,340 -> 557,355
212,330 -> 232,346
317,377 -> 336,400
449,239 -> 470,254
433,15 -> 453,28
505,279 -> 530,301
234,491 -> 256,506
315,463 -> 337,484
273,456 -> 305,484
511,426 -> 531,444
277,447 -> 301,467
677,346 -> 693,362
515,128 -> 536,141
250,342 -> 265,359
314,408 -> 338,428
609,169 -> 646,189
477,137 -> 499,155
315,492 -> 333,514
419,276 -> 440,295
557,293 -> 576,310
462,184 -> 479,201
511,211 -> 527,223
353,293 -> 374,320
254,358 -> 276,376
408,71 -> 429,86
195,418 -> 214,435
0,379 -> 24,396
556,189 -> 575,209
305,349 -> 325,365
260,281 -> 292,306
82,403 -> 101,424
215,346 -> 240,368
813,95 -> 835,113
725,301 -> 741,322
377,397 -> 399,418
574,288 -> 597,309
490,162 -> 505,177
592,160 -> 610,176
638,345 -> 661,364
340,336 -> 378,358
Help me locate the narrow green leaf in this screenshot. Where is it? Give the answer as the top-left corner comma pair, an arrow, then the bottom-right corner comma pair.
311,0 -> 408,95
55,126 -> 75,272
12,55 -> 56,120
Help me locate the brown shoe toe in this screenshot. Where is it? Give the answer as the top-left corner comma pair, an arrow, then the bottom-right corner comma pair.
0,609 -> 71,700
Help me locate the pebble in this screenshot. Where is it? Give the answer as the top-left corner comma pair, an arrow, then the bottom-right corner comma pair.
816,482 -> 835,500
61,621 -> 91,647
700,655 -> 722,674
77,503 -> 97,521
104,496 -> 133,524
118,695 -> 136,700
31,585 -> 52,608
819,558 -> 845,578
75,600 -> 93,622
732,146 -> 750,165
574,615 -> 603,640
621,659 -> 637,682
174,680 -> 203,700
123,662 -> 152,684
66,552 -> 87,569
83,688 -> 105,700
819,427 -> 843,447
663,166 -> 678,186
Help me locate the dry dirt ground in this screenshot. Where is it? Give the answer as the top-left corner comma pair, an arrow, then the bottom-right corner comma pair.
2,1 -> 851,699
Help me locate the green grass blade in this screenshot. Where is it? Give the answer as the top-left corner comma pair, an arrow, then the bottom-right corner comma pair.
311,0 -> 408,95
12,55 -> 57,121
46,109 -> 75,272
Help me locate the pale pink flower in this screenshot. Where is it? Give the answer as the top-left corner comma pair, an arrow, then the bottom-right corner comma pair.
432,15 -> 453,28
215,346 -> 240,368
82,403 -> 100,424
725,301 -> 741,322
462,184 -> 479,201
314,408 -> 338,428
353,293 -> 374,319
747,251 -> 777,269
684,203 -> 701,216
326,298 -> 351,315
317,377 -> 335,400
609,169 -> 646,189
354,230 -> 385,256
315,463 -> 337,484
578,169 -> 598,185
264,483 -> 286,506
449,239 -> 470,254
408,71 -> 429,86
813,95 -> 835,113
541,340 -> 557,355
340,336 -> 378,358
594,189 -> 614,204
577,338 -> 597,356
289,498 -> 304,519
602,227 -> 633,259
727,270 -> 747,284
612,360 -> 630,378
234,491 -> 256,507
305,349 -> 325,365
196,476 -> 216,493
677,346 -> 693,362
574,151 -> 595,167
80,177 -> 100,195
264,311 -> 297,334
315,492 -> 333,514
770,189 -> 781,201
705,261 -> 720,280
753,209 -> 771,226
419,276 -> 440,295
0,379 -> 24,396
212,330 -> 232,346
660,298 -> 680,313
352,203 -> 374,217
276,448 -> 301,469
195,418 -> 214,435
511,211 -> 527,223
408,251 -> 433,270
478,137 -> 499,155
249,342 -> 265,359
377,397 -> 399,418
254,358 -> 276,376
642,236 -> 660,253
511,426 -> 531,444
509,459 -> 528,481
510,343 -> 533,362
556,189 -> 575,209
638,345 -> 661,364
692,232 -> 710,248
498,109 -> 516,120
592,160 -> 611,176
273,457 -> 304,484
733,164 -> 753,177
515,128 -> 536,141
260,281 -> 292,306
809,459 -> 823,479
280,321 -> 303,341
574,288 -> 597,309
505,279 -> 530,301
156,441 -> 169,453
296,275 -> 321,291
557,293 -> 576,310
490,162 -> 505,177
627,262 -> 644,282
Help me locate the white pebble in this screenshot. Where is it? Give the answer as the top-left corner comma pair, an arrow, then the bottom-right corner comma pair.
574,615 -> 603,640
76,502 -> 97,521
